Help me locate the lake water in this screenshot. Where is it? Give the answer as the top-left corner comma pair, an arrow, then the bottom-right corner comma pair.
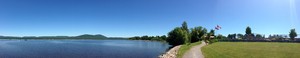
0,40 -> 170,58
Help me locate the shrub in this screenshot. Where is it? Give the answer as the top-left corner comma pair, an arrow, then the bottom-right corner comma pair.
167,27 -> 189,46
190,26 -> 207,43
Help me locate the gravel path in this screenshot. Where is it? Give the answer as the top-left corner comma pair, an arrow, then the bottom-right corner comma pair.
182,41 -> 206,58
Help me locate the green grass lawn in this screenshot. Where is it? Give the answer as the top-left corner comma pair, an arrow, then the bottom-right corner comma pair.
202,42 -> 300,58
177,41 -> 202,58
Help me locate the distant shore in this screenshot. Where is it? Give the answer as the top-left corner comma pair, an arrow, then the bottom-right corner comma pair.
0,34 -> 128,40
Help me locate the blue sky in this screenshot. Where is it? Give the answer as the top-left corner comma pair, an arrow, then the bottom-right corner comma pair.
0,0 -> 299,37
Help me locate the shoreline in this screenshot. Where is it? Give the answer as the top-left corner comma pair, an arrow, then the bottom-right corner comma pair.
159,45 -> 181,58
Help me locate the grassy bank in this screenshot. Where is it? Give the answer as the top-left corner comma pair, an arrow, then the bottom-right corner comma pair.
202,42 -> 300,58
177,41 -> 202,58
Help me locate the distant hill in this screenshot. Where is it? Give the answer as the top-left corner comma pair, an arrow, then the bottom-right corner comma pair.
74,34 -> 107,39
0,34 -> 114,40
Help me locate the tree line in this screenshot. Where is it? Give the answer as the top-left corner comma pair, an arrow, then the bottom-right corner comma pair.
129,21 -> 220,46
129,21 -> 298,46
167,21 -> 223,46
128,35 -> 167,41
224,26 -> 298,41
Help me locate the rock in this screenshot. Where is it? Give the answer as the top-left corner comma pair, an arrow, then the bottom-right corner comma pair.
159,45 -> 181,58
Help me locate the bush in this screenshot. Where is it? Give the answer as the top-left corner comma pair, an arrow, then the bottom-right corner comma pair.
167,27 -> 189,46
190,26 -> 207,43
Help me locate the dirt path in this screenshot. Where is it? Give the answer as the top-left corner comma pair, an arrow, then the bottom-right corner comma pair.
182,41 -> 206,58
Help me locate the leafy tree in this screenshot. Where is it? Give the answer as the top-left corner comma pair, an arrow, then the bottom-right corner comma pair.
141,35 -> 149,40
289,29 -> 297,41
227,34 -> 232,39
128,36 -> 140,40
237,34 -> 244,39
232,33 -> 236,39
190,26 -> 207,43
256,34 -> 263,39
209,29 -> 215,36
245,26 -> 254,39
161,35 -> 167,40
246,26 -> 252,34
227,34 -> 236,39
167,27 -> 189,46
181,21 -> 189,33
216,34 -> 224,39
268,34 -> 285,40
209,29 -> 217,43
221,35 -> 227,39
151,36 -> 161,41
128,35 -> 168,41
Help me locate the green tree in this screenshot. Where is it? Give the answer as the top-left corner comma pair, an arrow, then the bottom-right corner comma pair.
128,36 -> 140,40
167,27 -> 189,46
181,21 -> 190,44
209,29 -> 215,36
237,33 -> 244,39
190,26 -> 207,43
141,35 -> 149,40
161,35 -> 167,40
232,33 -> 236,39
216,34 -> 224,39
227,34 -> 232,39
205,29 -> 216,44
289,29 -> 297,41
245,26 -> 254,39
256,34 -> 263,39
151,36 -> 160,41
181,21 -> 189,33
246,26 -> 252,34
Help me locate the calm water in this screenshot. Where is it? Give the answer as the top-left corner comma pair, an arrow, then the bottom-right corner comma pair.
0,40 -> 170,58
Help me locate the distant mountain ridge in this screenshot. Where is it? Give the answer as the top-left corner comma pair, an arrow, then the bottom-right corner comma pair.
0,34 -> 126,39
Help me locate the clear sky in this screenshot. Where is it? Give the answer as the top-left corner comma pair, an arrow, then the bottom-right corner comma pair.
0,0 -> 299,37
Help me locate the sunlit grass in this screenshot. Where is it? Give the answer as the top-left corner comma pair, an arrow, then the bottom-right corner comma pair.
202,42 -> 300,58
